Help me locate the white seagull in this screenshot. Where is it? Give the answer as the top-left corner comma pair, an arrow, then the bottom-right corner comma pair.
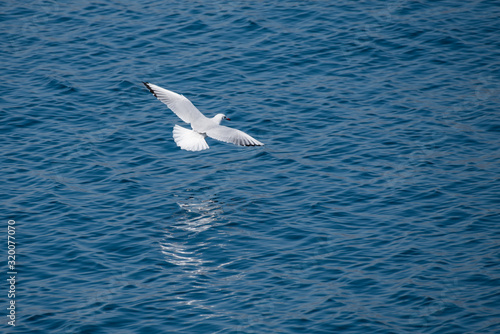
143,82 -> 264,151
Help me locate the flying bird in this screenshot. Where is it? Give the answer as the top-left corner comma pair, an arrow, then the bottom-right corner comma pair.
143,82 -> 264,151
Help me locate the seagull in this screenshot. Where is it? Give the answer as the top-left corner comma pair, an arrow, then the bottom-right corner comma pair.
143,82 -> 264,151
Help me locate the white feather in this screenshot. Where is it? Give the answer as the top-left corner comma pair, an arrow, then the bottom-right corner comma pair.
172,125 -> 209,151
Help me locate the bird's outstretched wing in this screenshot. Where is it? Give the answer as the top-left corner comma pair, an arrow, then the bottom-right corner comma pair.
143,82 -> 206,124
206,125 -> 264,147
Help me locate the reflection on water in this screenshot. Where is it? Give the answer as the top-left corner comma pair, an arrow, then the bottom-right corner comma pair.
159,242 -> 206,267
176,199 -> 223,233
160,198 -> 222,270
159,197 -> 233,314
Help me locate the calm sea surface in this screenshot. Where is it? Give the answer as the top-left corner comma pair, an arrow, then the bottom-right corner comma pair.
2,1 -> 500,333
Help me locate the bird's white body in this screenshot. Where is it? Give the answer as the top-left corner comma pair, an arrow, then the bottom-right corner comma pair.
143,82 -> 264,151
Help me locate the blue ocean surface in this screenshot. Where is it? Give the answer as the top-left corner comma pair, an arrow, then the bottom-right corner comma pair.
1,0 -> 499,333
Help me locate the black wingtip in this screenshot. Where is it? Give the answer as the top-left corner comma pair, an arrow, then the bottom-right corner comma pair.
243,143 -> 264,147
142,82 -> 157,98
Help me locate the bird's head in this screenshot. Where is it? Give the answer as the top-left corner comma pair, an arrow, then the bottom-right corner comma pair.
213,113 -> 230,124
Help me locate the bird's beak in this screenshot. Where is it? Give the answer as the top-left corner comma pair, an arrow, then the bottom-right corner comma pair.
225,117 -> 231,121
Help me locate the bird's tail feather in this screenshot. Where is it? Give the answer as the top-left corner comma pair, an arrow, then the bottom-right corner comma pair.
172,125 -> 209,151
